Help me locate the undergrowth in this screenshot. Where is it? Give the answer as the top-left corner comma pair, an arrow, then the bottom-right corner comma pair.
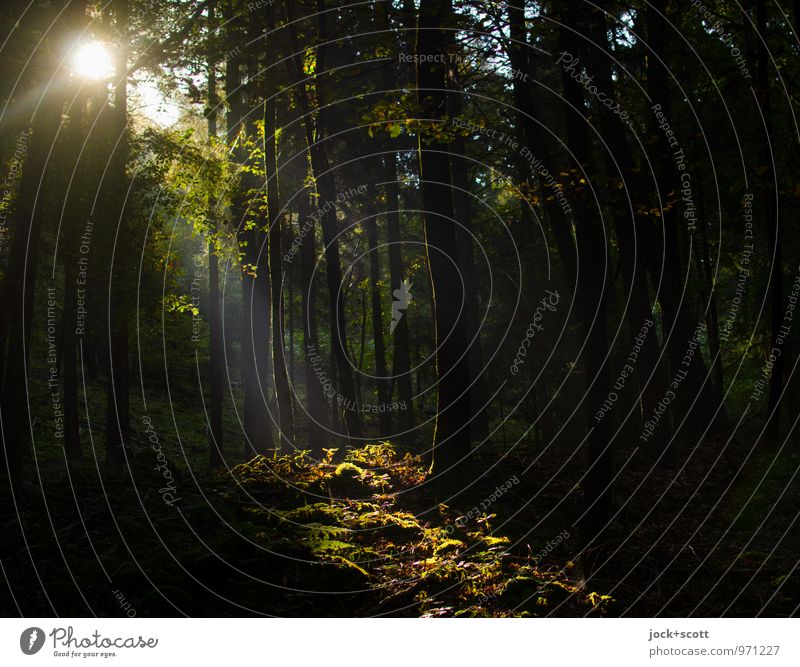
1,442 -> 610,617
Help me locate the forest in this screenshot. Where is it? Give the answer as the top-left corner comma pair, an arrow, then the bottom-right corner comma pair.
0,0 -> 798,618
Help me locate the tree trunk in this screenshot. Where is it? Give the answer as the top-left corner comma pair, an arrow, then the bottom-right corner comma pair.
695,177 -> 725,399
417,0 -> 473,494
207,0 -> 224,467
0,86 -> 64,481
225,18 -> 275,457
644,0 -> 720,442
756,0 -> 784,444
286,0 -> 362,444
507,1 -> 614,553
366,203 -> 391,435
447,80 -> 490,444
377,0 -> 414,437
105,0 -> 131,474
263,14 -> 295,450
299,186 -> 328,453
560,0 -> 664,431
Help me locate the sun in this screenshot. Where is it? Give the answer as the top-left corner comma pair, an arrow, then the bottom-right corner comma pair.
71,40 -> 114,81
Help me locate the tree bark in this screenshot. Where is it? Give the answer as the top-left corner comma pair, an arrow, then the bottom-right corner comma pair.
755,0 -> 784,444
366,201 -> 391,435
207,0 -> 224,467
644,0 -> 721,441
105,0 -> 131,474
263,9 -> 295,450
225,15 -> 275,456
447,82 -> 490,444
299,186 -> 328,453
559,0 -> 664,430
285,0 -> 362,444
507,1 -> 613,551
417,0 -> 473,494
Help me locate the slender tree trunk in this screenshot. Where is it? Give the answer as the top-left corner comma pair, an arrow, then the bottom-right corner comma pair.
0,91 -> 63,480
105,0 -> 131,474
299,187 -> 328,453
58,0 -> 92,466
224,15 -> 275,457
61,91 -> 92,465
366,204 -> 391,434
383,152 -> 415,436
377,0 -> 414,437
447,83 -> 490,444
507,1 -> 613,553
560,1 -> 663,431
263,17 -> 294,449
696,177 -> 725,399
644,0 -> 721,441
286,0 -> 362,444
287,242 -> 295,384
755,0 -> 784,444
417,0 -> 473,493
207,0 -> 224,467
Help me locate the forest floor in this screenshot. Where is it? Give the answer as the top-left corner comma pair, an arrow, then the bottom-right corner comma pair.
0,441 -> 610,617
1,382 -> 797,616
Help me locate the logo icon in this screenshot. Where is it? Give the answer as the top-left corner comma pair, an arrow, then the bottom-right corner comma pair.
20,627 -> 45,655
390,279 -> 413,334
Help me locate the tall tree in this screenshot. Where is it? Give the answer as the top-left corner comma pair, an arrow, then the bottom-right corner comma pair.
105,0 -> 131,474
285,0 -> 362,444
754,0 -> 785,444
299,185 -> 328,453
376,0 -> 414,437
207,0 -> 224,467
417,0 -> 473,493
365,191 -> 391,435
447,77 -> 490,444
263,4 -> 294,450
558,0 -> 664,430
0,12 -> 65,481
226,11 -> 275,456
643,0 -> 723,440
506,0 -> 614,551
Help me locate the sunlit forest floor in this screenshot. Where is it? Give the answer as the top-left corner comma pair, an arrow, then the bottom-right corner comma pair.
1,383 -> 797,616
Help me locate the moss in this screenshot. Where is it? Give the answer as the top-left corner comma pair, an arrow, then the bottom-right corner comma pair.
433,538 -> 466,556
334,462 -> 365,478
